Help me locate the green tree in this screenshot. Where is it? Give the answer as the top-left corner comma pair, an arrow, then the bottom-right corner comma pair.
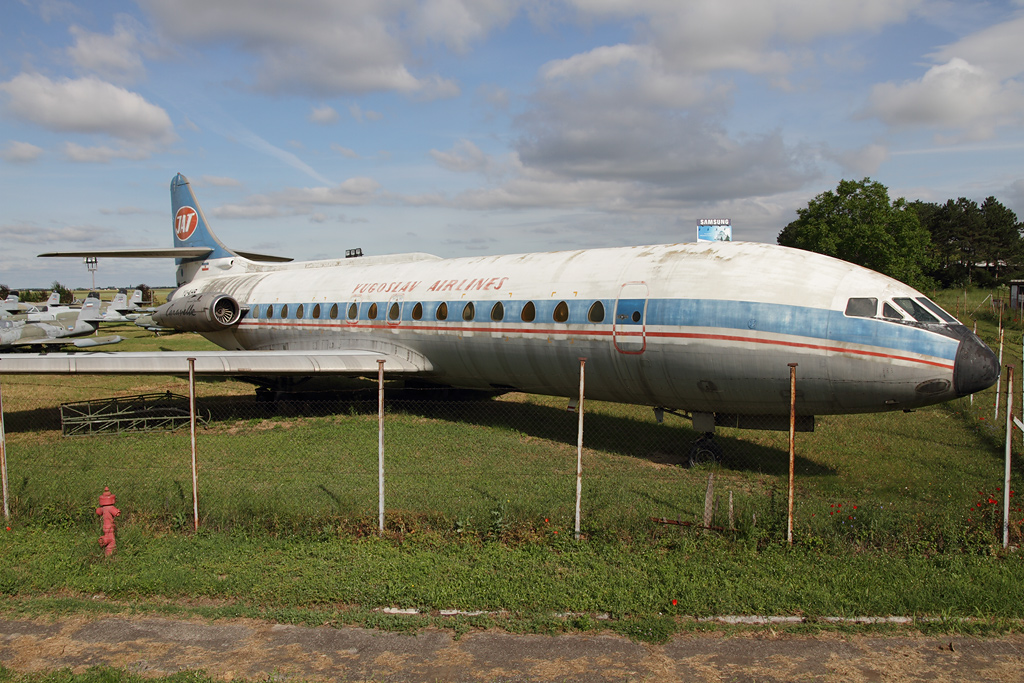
979,196 -> 1023,280
777,178 -> 933,286
50,281 -> 74,304
912,196 -> 1022,287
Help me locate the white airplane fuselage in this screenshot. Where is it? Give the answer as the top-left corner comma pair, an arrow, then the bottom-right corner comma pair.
172,240 -> 994,417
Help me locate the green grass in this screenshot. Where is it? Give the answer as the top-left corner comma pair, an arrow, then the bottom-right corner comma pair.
2,287 -> 1024,643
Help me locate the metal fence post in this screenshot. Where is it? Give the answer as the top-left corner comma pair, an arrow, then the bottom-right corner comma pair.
1,381 -> 8,521
575,358 -> 586,541
787,363 -> 798,545
188,357 -> 199,532
995,326 -> 1004,420
1004,366 -> 1014,549
377,359 -> 385,534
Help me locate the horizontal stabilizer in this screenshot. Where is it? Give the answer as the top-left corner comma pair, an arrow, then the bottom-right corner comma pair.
39,248 -> 213,259
0,349 -> 431,375
38,248 -> 292,263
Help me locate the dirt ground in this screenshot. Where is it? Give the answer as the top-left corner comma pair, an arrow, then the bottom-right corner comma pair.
3,615 -> 1024,682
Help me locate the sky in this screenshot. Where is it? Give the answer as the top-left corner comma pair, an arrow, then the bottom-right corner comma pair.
2,0 -> 1024,289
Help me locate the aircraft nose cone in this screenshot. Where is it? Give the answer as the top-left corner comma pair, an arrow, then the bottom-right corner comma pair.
953,328 -> 1000,397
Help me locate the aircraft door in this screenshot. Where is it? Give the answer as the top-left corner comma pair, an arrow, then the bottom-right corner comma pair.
613,282 -> 648,354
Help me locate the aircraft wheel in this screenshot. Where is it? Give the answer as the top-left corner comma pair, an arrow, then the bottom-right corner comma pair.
688,433 -> 722,467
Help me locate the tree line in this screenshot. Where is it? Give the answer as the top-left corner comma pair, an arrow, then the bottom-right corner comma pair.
776,178 -> 1023,289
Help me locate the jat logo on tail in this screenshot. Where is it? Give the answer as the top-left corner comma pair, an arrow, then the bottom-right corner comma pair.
175,206 -> 198,241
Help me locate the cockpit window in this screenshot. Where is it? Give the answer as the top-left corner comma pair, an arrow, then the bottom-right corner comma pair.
916,297 -> 957,324
882,303 -> 904,320
845,298 -> 877,318
893,297 -> 939,323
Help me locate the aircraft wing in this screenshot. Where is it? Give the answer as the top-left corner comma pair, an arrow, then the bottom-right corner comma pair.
10,335 -> 124,349
0,349 -> 431,375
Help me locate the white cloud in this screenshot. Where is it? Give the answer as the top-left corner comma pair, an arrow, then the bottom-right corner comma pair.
1,141 -> 43,163
430,139 -> 491,173
864,58 -> 1024,140
63,142 -> 153,163
568,0 -> 922,76
410,0 -> 518,52
930,14 -> 1024,81
824,143 -> 889,176
138,0 -> 463,98
67,16 -> 147,83
0,73 -> 175,144
200,175 -> 243,187
331,144 -> 360,159
213,178 -> 383,219
349,104 -> 383,122
309,105 -> 340,125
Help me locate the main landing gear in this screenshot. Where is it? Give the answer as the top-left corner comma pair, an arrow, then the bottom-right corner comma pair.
688,432 -> 723,468
653,408 -> 723,468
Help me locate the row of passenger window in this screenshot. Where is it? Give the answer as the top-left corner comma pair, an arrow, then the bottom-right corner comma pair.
249,300 -> 610,324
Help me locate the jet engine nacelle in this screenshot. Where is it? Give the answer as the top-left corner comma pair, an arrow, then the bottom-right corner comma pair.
152,292 -> 241,332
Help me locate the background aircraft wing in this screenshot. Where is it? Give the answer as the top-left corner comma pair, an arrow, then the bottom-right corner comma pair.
0,349 -> 431,375
10,335 -> 123,349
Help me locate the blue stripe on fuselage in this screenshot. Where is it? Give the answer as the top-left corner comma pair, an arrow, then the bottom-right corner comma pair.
244,297 -> 961,361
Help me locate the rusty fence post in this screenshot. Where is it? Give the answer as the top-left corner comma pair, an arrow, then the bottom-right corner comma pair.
1,381 -> 8,521
1004,366 -> 1015,549
787,363 -> 798,546
575,358 -> 586,541
188,357 -> 199,532
378,359 -> 385,534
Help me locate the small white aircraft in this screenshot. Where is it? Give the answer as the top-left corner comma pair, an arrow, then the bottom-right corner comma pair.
0,173 -> 999,439
0,293 -> 122,350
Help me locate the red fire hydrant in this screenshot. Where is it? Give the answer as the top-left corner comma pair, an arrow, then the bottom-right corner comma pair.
96,487 -> 120,556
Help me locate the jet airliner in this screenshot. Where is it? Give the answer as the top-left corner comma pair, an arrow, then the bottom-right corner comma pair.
0,173 -> 1000,437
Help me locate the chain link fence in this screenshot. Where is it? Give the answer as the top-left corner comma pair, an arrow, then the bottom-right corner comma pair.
0,367 -> 1017,546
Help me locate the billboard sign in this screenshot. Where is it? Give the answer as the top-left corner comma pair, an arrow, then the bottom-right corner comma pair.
697,218 -> 732,242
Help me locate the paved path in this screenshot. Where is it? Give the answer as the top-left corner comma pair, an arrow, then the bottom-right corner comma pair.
3,615 -> 1024,681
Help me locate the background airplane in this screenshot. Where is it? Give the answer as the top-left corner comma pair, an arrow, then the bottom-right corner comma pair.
0,173 -> 1001,441
0,293 -> 122,350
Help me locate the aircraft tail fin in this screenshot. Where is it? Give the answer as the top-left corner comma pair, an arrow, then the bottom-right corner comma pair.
76,292 -> 104,324
129,289 -> 143,308
171,173 -> 236,261
109,289 -> 129,313
46,291 -> 60,307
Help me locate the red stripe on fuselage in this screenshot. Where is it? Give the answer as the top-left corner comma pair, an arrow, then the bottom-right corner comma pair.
238,321 -> 956,371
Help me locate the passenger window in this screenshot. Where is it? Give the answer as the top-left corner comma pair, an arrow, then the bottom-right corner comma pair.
368,303 -> 378,320
463,302 -> 475,321
553,301 -> 569,322
296,304 -> 304,319
389,303 -> 400,320
521,301 -> 536,322
844,298 -> 877,318
251,305 -> 260,318
882,303 -> 904,320
893,297 -> 939,323
491,302 -> 504,321
436,302 -> 448,321
588,301 -> 605,323
281,304 -> 289,318
312,304 -> 321,319
266,305 -> 274,319
346,303 -> 355,320
412,303 -> 423,320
